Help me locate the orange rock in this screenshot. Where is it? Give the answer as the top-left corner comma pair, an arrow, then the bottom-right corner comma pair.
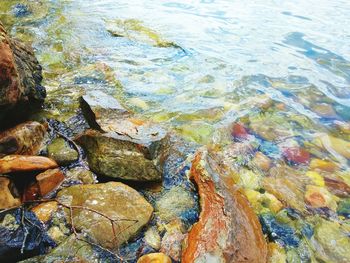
252,152 -> 271,171
310,158 -> 338,172
23,182 -> 41,201
324,177 -> 350,197
0,177 -> 21,209
305,189 -> 327,208
36,168 -> 65,196
31,201 -> 58,223
0,155 -> 58,174
137,253 -> 172,263
182,150 -> 267,263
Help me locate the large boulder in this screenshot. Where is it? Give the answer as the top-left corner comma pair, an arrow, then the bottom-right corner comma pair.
57,182 -> 154,250
0,21 -> 45,125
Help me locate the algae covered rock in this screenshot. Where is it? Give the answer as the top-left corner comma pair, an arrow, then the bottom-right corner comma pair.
0,121 -> 47,156
76,129 -> 166,181
57,182 -> 153,249
47,138 -> 78,165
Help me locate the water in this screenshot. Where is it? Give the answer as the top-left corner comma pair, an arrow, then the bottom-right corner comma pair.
1,0 -> 350,261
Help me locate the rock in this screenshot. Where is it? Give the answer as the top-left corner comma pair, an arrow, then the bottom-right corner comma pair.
337,198 -> 350,217
282,147 -> 310,164
0,155 -> 58,174
76,129 -> 165,181
182,150 -> 267,263
137,253 -> 172,263
231,122 -> 249,140
267,242 -> 287,263
311,103 -> 337,118
0,121 -> 47,156
305,171 -> 325,187
314,134 -> 350,160
155,186 -> 196,222
0,21 -> 45,124
65,167 -> 96,184
313,219 -> 350,262
0,177 -> 20,209
324,177 -> 350,197
304,185 -> 337,210
105,19 -> 180,48
160,220 -> 186,261
36,168 -> 65,197
252,151 -> 271,171
31,201 -> 58,223
80,90 -> 130,131
47,138 -> 78,165
309,158 -> 338,172
144,227 -> 161,250
57,182 -> 153,249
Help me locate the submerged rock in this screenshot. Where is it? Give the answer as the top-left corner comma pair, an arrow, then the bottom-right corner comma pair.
182,150 -> 267,263
0,155 -> 58,174
0,21 -> 45,124
0,121 -> 47,156
76,129 -> 165,181
137,253 -> 172,263
0,177 -> 20,209
57,182 -> 153,249
47,138 -> 78,165
31,201 -> 58,223
65,167 -> 96,184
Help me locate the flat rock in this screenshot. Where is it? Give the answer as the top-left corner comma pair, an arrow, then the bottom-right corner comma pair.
0,155 -> 58,174
47,138 -> 78,165
36,168 -> 65,197
76,129 -> 166,181
182,149 -> 267,263
57,182 -> 154,249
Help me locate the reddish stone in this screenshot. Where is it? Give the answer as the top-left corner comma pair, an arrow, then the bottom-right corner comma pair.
36,168 -> 65,197
282,147 -> 310,164
0,155 -> 58,174
324,177 -> 350,198
231,123 -> 249,140
182,150 -> 267,263
23,183 -> 41,202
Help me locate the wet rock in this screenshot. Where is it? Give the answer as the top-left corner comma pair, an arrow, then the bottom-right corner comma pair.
324,176 -> 350,197
309,158 -> 338,172
282,146 -> 310,164
144,227 -> 161,250
106,19 -> 181,49
311,103 -> 337,118
47,138 -> 78,165
57,182 -> 153,249
0,21 -> 45,124
252,151 -> 271,171
314,134 -> 350,160
76,129 -> 165,181
313,219 -> 350,262
0,155 -> 58,174
0,121 -> 47,156
182,150 -> 267,263
0,177 -> 20,209
12,4 -> 32,18
160,220 -> 186,261
36,168 -> 65,197
31,201 -> 58,223
155,186 -> 196,222
337,198 -> 350,217
65,167 -> 96,184
137,253 -> 172,263
304,185 -> 337,210
231,122 -> 249,140
80,90 -> 130,131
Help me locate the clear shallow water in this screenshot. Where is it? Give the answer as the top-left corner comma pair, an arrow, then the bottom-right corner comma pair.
1,0 -> 350,261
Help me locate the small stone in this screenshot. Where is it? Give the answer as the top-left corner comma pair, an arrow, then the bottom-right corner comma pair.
47,226 -> 66,244
65,167 -> 96,184
337,198 -> 350,217
0,155 -> 58,174
57,182 -> 153,249
0,177 -> 20,209
47,138 -> 78,165
282,147 -> 310,164
312,103 -> 337,118
314,134 -> 350,159
324,177 -> 350,198
137,253 -> 172,263
0,121 -> 47,157
160,220 -> 186,261
31,201 -> 58,223
304,185 -> 336,209
252,151 -> 271,171
310,158 -> 338,172
144,227 -> 161,250
155,186 -> 196,222
36,168 -> 65,197
231,122 -> 249,140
